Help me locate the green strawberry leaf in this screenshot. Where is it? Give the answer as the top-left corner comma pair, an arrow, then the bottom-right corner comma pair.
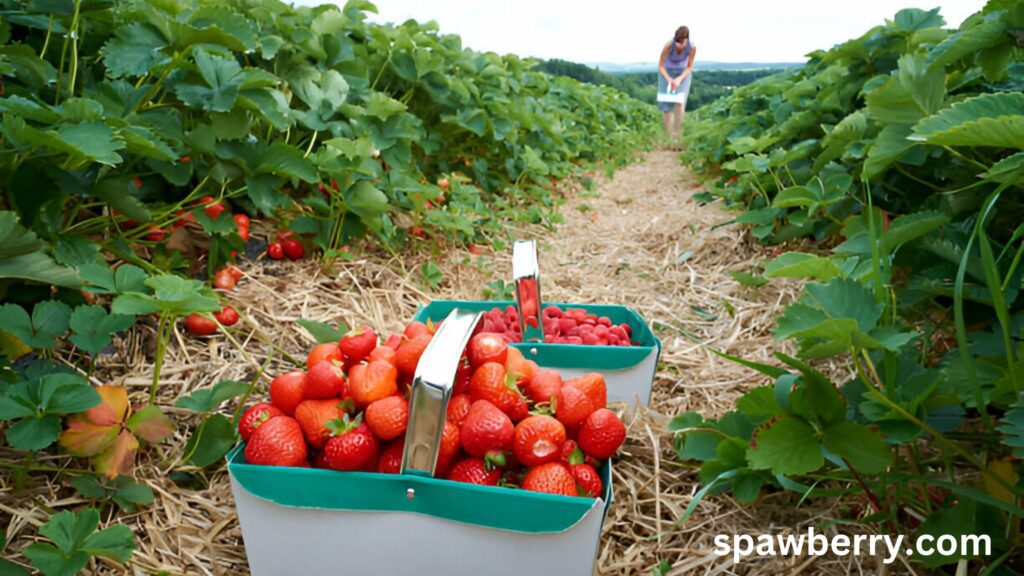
79,264 -> 148,295
0,211 -> 81,289
111,275 -> 220,316
0,301 -> 72,350
823,421 -> 892,474
183,413 -> 237,468
747,416 -> 823,475
5,414 -> 61,450
68,305 -> 136,355
297,319 -> 348,344
174,380 -> 248,413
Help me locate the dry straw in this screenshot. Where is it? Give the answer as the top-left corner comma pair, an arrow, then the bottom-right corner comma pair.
1,151 -> 907,575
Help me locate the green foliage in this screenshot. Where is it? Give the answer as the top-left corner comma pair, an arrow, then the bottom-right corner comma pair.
297,319 -> 349,344
0,373 -> 99,451
22,509 -> 135,576
71,476 -> 155,512
675,3 -> 1024,567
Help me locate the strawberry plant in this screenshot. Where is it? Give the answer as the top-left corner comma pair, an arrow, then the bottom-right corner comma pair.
677,2 -> 1024,569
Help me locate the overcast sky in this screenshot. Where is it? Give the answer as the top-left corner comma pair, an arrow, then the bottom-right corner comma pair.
293,0 -> 984,64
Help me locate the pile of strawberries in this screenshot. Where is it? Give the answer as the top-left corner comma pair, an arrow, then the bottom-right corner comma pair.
480,305 -> 637,347
239,321 -> 627,497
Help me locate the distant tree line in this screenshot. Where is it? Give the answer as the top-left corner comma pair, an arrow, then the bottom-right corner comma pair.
535,59 -> 781,110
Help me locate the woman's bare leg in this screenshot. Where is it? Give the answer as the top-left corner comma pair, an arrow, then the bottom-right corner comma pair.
663,112 -> 673,135
672,103 -> 683,135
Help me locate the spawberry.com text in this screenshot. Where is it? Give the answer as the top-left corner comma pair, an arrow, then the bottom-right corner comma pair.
713,527 -> 991,565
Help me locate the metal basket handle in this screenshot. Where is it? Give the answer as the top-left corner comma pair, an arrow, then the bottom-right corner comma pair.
512,240 -> 544,343
400,308 -> 483,477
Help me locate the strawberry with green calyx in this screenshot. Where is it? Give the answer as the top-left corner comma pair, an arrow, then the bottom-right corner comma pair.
294,399 -> 346,450
305,360 -> 347,400
522,462 -> 576,496
468,363 -> 527,421
339,324 -> 378,364
323,414 -> 378,471
578,408 -> 626,460
460,400 -> 514,458
245,416 -> 307,467
239,402 -> 284,441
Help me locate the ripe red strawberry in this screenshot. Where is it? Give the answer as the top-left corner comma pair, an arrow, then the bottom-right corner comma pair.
522,462 -> 576,496
245,416 -> 307,467
447,458 -> 501,485
468,362 -> 527,421
504,346 -> 535,385
239,402 -> 284,441
403,321 -> 431,339
467,332 -> 507,367
305,360 -> 347,399
213,305 -> 240,327
460,400 -> 514,458
349,360 -> 398,408
183,313 -> 217,336
377,439 -> 405,474
213,268 -> 237,291
367,345 -> 396,366
565,373 -> 607,410
555,384 -> 594,429
560,439 -> 579,462
269,370 -> 307,416
513,416 -> 567,467
435,420 -> 461,476
294,399 -> 345,449
339,325 -> 378,364
523,369 -> 562,405
282,238 -> 304,260
446,394 -> 473,427
382,334 -> 403,350
572,463 -> 603,498
365,395 -> 409,441
226,266 -> 244,282
306,343 -> 343,371
395,333 -> 432,375
323,418 -> 378,471
145,226 -> 166,242
267,242 -> 285,260
578,408 -> 626,460
202,196 -> 225,220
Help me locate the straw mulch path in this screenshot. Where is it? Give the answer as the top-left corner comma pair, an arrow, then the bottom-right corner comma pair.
1,150 -> 899,575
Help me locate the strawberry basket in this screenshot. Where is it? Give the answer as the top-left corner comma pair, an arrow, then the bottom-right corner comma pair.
227,309 -> 613,575
414,240 -> 661,405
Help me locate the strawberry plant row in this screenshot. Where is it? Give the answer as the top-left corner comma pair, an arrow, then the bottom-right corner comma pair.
676,3 -> 1024,569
